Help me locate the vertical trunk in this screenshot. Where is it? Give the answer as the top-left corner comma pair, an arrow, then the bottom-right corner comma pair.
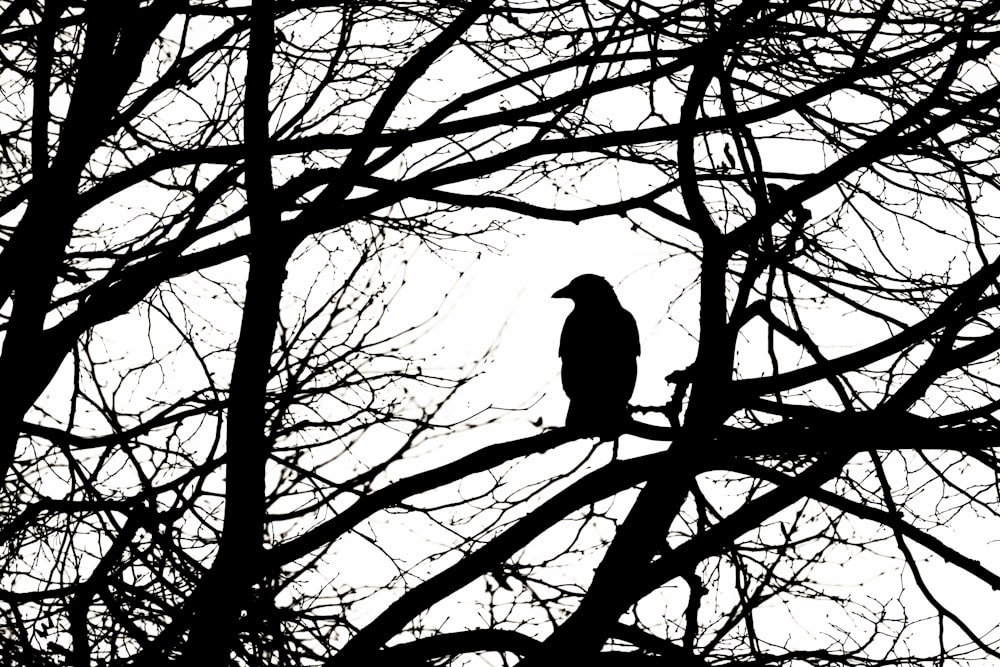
0,0 -> 117,478
0,0 -> 177,479
181,1 -> 284,662
0,0 -> 59,478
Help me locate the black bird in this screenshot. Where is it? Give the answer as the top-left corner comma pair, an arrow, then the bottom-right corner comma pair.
552,274 -> 640,436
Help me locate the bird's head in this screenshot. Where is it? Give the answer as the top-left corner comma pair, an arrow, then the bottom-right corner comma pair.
552,274 -> 620,306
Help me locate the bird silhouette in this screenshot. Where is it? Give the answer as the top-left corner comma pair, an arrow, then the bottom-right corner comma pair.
552,274 -> 640,436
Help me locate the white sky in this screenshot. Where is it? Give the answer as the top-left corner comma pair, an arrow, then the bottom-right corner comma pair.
8,4 -> 1000,662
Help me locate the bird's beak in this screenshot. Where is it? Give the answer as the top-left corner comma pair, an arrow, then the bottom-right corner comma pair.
552,285 -> 570,299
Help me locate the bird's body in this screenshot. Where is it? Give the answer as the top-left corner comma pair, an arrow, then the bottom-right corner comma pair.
553,274 -> 640,436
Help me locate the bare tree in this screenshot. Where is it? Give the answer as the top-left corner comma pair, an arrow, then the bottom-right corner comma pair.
3,1 -> 1000,666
